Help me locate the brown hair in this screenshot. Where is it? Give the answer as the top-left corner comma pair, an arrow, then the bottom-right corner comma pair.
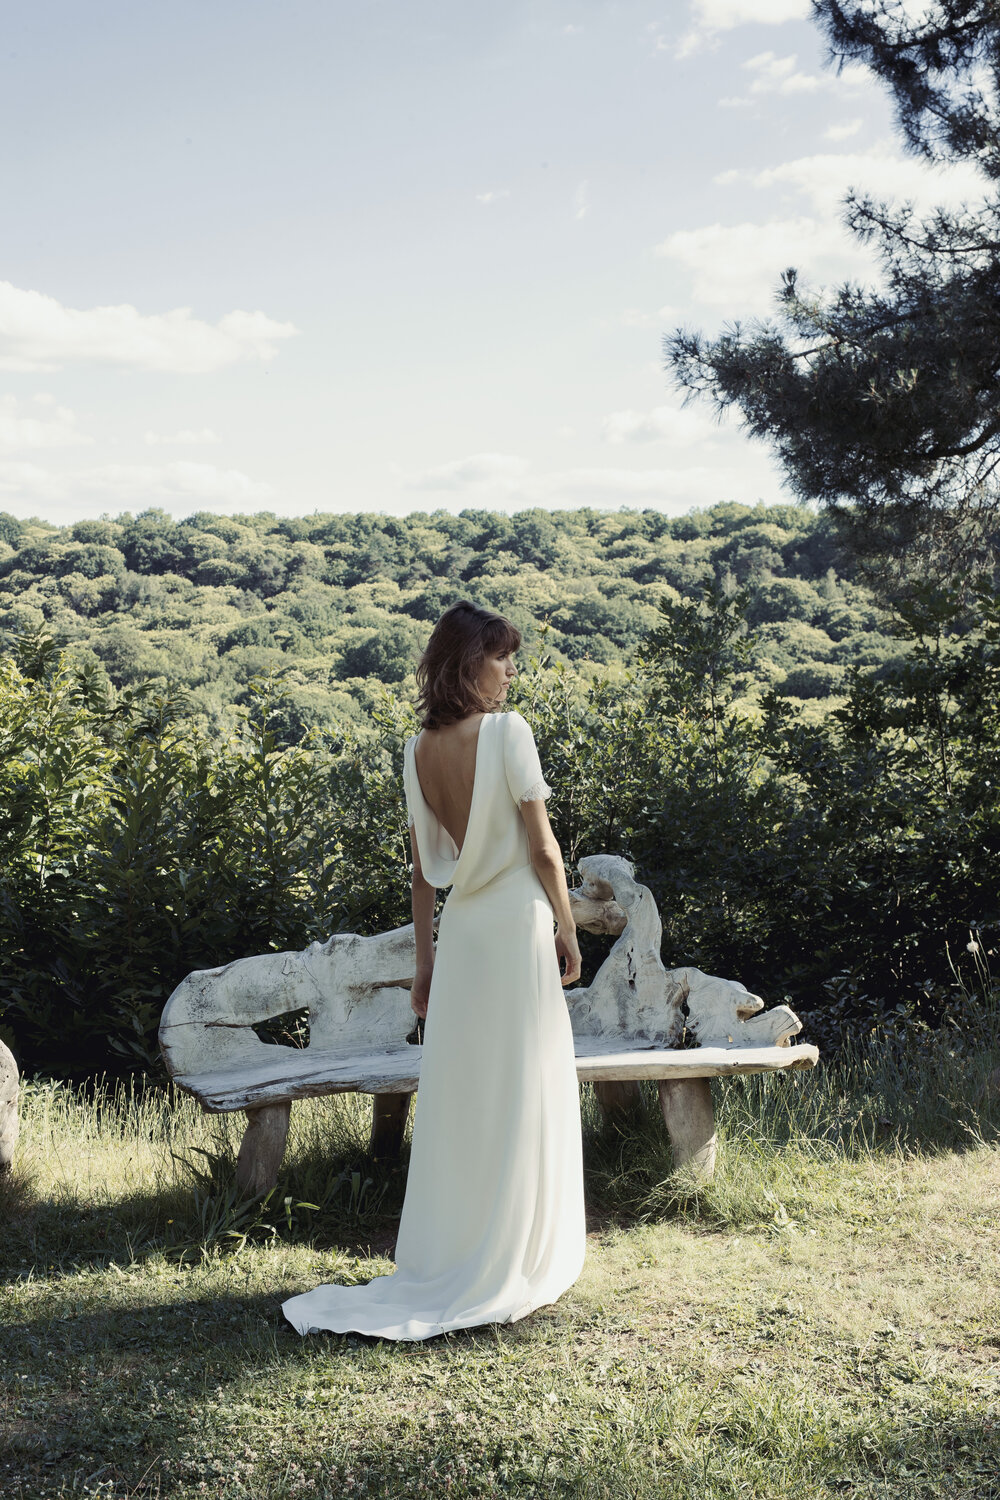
415,600 -> 521,729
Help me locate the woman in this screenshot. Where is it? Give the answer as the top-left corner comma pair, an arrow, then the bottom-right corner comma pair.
282,600 -> 587,1341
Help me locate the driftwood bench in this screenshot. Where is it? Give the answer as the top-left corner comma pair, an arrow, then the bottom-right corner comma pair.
159,854 -> 819,1195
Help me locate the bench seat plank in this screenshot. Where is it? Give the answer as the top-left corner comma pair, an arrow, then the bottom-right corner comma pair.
159,854 -> 822,1188
171,1038 -> 820,1114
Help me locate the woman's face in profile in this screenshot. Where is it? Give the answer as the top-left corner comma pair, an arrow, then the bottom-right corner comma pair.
477,648 -> 518,708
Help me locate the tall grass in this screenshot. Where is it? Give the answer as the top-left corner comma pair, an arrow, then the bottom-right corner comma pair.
4,981 -> 997,1275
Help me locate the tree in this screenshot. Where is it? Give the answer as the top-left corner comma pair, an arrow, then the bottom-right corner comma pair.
663,0 -> 1000,582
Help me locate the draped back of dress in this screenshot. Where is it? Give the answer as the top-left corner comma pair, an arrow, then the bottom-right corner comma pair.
402,710 -> 551,894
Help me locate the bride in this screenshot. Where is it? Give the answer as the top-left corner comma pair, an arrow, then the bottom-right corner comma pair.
282,599 -> 587,1341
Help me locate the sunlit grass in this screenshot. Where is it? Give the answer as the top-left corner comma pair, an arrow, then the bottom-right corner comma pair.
2,1001 -> 999,1498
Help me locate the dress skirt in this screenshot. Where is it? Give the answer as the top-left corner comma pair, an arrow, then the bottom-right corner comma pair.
281,858 -> 586,1341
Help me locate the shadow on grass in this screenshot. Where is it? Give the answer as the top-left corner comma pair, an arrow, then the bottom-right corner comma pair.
2,1280 -> 559,1497
4,1278 -> 1000,1500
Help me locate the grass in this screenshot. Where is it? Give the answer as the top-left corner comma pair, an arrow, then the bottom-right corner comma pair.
2,998 -> 999,1500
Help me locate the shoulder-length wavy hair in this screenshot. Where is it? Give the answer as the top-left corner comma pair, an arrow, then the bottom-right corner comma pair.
415,600 -> 521,729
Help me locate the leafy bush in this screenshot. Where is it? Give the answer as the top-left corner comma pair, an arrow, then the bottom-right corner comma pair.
2,572 -> 999,1080
0,636 -> 417,1077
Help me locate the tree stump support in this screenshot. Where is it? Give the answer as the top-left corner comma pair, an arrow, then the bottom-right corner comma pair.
235,1100 -> 292,1197
370,1091 -> 412,1161
658,1077 -> 717,1182
593,1079 -> 643,1127
0,1039 -> 18,1174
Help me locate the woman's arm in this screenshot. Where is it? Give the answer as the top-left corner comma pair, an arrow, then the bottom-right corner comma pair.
409,821 -> 436,1017
517,800 -> 582,986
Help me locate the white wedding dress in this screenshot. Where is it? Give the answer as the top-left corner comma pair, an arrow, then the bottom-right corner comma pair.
282,709 -> 586,1341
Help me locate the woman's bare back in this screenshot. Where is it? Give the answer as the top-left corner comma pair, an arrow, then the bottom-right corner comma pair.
413,712 -> 488,855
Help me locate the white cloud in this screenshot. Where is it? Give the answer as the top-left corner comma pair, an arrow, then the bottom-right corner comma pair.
475,189 -> 510,206
824,118 -> 864,142
618,304 -> 684,329
720,53 -> 871,106
656,214 -> 876,311
741,50 -> 823,94
409,452 -> 530,492
82,462 -> 276,503
721,141 -> 991,218
0,394 -> 94,451
0,280 -> 299,373
657,141 -> 995,312
694,0 -> 810,23
601,403 -> 729,447
670,0 -> 936,63
401,449 -> 785,511
673,0 -> 811,60
0,462 -> 61,500
143,427 -> 220,446
574,181 -> 590,220
538,463 -> 775,508
0,459 -> 276,510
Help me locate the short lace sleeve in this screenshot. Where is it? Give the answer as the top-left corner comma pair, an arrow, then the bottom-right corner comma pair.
504,711 -> 552,808
518,776 -> 553,803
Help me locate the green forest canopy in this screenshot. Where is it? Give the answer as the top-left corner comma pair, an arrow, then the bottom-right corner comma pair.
0,501 -> 906,737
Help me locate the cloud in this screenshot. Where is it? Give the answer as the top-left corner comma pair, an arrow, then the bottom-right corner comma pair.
601,403 -> 729,447
0,394 -> 94,451
719,141 -> 991,219
408,452 -> 530,493
824,118 -> 864,141
401,449 -> 785,511
0,459 -> 276,511
693,0 -> 810,23
672,0 -> 811,60
574,181 -> 590,220
143,427 -> 220,446
618,304 -> 684,328
475,189 -> 510,206
656,214 -> 875,310
720,52 -> 871,106
539,464 -> 775,508
739,49 -> 824,94
0,280 -> 299,373
672,0 -> 939,63
657,142 -> 994,312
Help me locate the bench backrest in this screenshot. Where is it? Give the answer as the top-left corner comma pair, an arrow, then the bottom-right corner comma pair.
159,853 -> 804,1083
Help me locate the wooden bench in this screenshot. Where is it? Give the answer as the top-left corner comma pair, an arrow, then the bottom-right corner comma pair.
158,854 -> 819,1195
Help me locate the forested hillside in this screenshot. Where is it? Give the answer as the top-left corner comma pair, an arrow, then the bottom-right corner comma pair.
0,501 -> 904,737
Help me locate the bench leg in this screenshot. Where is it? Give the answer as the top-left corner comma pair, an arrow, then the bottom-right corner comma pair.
658,1078 -> 716,1182
370,1092 -> 412,1162
0,1039 -> 18,1174
593,1079 -> 642,1126
235,1101 -> 291,1197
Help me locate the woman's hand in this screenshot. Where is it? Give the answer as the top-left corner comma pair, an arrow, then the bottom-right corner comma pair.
410,965 -> 433,1019
555,924 -> 582,987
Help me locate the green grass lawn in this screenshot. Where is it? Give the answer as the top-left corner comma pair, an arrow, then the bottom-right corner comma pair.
2,1022 -> 999,1500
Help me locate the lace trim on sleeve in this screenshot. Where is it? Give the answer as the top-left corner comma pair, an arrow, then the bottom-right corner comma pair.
518,777 -> 553,805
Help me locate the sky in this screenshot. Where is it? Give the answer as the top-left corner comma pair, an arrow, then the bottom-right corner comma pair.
0,0 -> 991,527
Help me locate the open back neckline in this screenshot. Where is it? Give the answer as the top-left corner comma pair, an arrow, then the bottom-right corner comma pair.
412,713 -> 490,859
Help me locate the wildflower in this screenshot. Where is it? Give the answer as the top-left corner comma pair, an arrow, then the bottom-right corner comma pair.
967,940 -> 980,954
